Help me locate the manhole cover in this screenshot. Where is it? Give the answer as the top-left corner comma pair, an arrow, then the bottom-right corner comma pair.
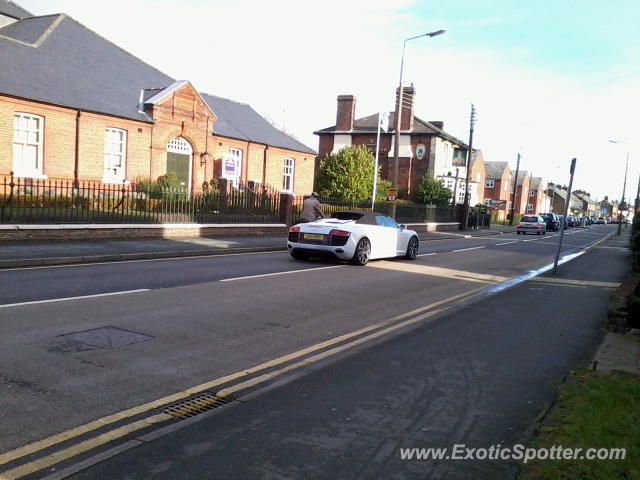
53,326 -> 155,352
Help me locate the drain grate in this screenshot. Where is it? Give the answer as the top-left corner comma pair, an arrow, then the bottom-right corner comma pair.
163,392 -> 229,419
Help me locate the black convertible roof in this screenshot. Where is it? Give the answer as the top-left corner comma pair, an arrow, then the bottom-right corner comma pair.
331,210 -> 387,225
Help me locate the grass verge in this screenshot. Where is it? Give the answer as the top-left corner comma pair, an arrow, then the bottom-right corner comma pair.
518,368 -> 640,480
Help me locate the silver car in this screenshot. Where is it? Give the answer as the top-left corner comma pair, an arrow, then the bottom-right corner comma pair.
516,215 -> 547,235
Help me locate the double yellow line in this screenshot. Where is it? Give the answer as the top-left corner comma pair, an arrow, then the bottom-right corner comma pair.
0,287 -> 483,480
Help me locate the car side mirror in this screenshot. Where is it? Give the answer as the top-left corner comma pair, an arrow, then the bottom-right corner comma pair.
400,224 -> 407,231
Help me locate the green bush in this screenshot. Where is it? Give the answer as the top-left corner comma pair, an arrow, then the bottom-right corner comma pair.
415,175 -> 453,206
317,145 -> 389,202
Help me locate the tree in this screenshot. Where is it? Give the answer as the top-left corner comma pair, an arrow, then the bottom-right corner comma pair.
415,175 -> 453,206
316,145 -> 390,202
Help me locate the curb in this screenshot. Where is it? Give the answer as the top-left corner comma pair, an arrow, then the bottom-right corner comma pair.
0,246 -> 287,269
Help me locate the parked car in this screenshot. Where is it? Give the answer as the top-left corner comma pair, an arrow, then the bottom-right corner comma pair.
596,217 -> 606,224
516,215 -> 547,235
288,210 -> 419,265
539,213 -> 560,231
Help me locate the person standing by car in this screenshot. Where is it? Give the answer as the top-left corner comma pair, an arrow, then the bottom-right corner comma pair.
301,192 -> 325,222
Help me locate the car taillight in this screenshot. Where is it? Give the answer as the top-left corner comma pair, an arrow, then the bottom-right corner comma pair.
517,224 -> 521,228
329,229 -> 350,236
536,224 -> 541,228
289,226 -> 300,233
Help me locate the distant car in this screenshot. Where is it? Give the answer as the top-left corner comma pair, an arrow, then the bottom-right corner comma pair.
517,215 -> 547,235
596,217 -> 606,224
288,210 -> 419,265
539,213 -> 560,231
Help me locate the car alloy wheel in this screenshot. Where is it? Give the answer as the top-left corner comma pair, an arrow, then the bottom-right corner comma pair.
352,238 -> 371,266
404,236 -> 419,260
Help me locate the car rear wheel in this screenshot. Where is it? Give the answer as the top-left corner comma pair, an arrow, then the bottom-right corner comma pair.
351,238 -> 371,266
404,236 -> 419,260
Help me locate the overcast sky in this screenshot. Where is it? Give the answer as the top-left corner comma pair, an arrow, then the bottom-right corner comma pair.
19,0 -> 640,201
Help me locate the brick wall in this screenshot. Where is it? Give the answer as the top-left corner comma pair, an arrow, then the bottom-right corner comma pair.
1,87 -> 315,196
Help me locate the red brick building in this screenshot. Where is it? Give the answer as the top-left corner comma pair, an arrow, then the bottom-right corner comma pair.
314,88 -> 468,199
483,161 -> 511,220
0,1 -> 316,194
512,170 -> 531,215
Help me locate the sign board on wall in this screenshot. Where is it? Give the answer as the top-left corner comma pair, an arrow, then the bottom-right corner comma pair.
222,154 -> 237,180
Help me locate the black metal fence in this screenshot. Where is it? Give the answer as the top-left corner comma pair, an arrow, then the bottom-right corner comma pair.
292,196 -> 460,224
0,174 -> 284,224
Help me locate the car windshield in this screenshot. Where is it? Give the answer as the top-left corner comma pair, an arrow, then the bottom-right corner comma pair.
540,214 -> 552,220
521,216 -> 539,222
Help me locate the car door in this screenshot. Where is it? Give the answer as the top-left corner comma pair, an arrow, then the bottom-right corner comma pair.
375,215 -> 404,257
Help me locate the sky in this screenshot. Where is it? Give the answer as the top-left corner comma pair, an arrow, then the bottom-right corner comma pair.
18,0 -> 640,202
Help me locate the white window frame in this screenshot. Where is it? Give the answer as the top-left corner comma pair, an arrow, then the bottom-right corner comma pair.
103,128 -> 127,184
530,190 -> 535,197
527,204 -> 534,211
13,112 -> 47,179
485,179 -> 494,188
484,199 -> 492,206
282,157 -> 295,192
228,148 -> 242,188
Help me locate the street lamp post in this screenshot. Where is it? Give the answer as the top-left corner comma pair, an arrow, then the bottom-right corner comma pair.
390,29 -> 445,219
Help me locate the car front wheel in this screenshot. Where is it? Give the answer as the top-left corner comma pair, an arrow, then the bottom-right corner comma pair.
404,236 -> 419,260
351,238 -> 371,266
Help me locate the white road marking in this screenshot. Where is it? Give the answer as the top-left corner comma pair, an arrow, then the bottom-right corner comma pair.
221,265 -> 345,282
417,253 -> 437,257
452,246 -> 486,253
496,241 -> 518,246
0,289 -> 150,309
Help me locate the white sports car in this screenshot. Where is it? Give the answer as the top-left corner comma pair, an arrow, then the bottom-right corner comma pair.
287,210 -> 420,265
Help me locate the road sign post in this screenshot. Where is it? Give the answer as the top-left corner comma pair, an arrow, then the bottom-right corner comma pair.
553,158 -> 576,274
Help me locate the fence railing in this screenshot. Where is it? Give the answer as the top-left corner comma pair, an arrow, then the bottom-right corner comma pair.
0,174 -> 284,224
292,196 -> 461,224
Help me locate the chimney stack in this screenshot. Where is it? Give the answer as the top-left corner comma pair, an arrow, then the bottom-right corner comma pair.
336,95 -> 356,131
396,86 -> 416,131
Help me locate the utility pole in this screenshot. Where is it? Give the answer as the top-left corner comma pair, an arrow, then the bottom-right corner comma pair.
617,152 -> 629,236
509,151 -> 521,226
462,103 -> 477,230
554,158 -> 577,274
635,172 -> 640,212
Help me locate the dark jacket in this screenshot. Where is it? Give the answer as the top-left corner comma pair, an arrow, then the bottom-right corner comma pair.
302,196 -> 325,222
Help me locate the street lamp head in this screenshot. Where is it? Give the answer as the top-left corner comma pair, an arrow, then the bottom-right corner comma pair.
428,29 -> 446,37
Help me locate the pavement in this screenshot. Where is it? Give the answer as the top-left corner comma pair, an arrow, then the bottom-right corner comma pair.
0,225 -> 516,268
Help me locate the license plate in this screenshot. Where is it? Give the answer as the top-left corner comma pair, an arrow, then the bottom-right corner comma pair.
304,233 -> 324,240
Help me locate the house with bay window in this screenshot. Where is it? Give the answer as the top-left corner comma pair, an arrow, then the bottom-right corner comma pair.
0,0 -> 315,194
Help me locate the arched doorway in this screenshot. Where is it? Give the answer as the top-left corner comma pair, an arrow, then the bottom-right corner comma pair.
166,137 -> 193,190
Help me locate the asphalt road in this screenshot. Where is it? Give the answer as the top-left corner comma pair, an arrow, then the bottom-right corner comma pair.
0,226 -> 612,305
0,224 -> 627,479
